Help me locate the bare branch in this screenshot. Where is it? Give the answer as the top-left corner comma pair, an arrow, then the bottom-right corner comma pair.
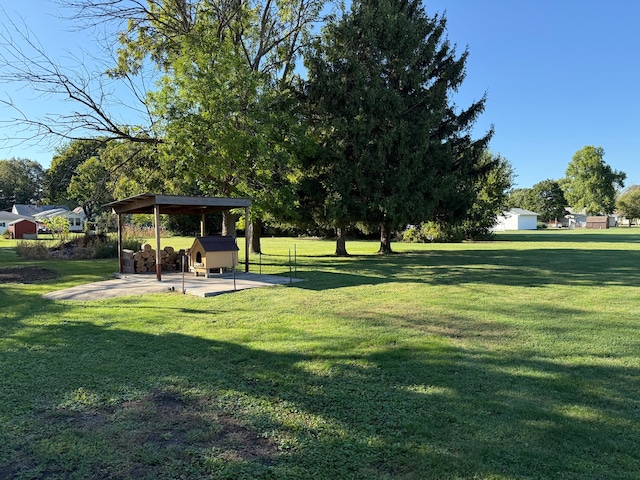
0,10 -> 160,151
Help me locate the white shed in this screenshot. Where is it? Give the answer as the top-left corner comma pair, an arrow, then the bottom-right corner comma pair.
494,208 -> 539,231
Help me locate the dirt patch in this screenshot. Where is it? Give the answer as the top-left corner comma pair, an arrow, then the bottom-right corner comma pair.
24,389 -> 281,477
0,266 -> 59,284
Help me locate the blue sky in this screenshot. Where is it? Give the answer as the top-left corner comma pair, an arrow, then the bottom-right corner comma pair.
1,0 -> 639,189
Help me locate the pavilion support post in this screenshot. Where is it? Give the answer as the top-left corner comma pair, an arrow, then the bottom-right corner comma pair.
201,213 -> 206,237
117,213 -> 123,274
245,207 -> 250,273
154,205 -> 162,281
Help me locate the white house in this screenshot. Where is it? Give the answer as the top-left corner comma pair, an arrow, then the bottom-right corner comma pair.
494,208 -> 539,231
12,204 -> 86,233
33,208 -> 86,233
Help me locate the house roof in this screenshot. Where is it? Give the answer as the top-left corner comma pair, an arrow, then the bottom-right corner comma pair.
0,211 -> 26,221
12,204 -> 70,216
509,208 -> 539,216
8,218 -> 37,225
193,236 -> 239,252
33,208 -> 71,219
105,193 -> 252,215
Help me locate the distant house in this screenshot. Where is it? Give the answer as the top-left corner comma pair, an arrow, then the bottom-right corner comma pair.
8,218 -> 38,239
33,208 -> 86,233
494,208 -> 539,231
12,204 -> 68,217
12,204 -> 86,233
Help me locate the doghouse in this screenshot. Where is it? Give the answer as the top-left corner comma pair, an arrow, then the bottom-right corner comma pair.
189,236 -> 239,277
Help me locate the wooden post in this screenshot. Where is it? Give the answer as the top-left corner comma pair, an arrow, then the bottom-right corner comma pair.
244,206 -> 250,272
154,204 -> 162,281
200,213 -> 205,237
117,213 -> 123,274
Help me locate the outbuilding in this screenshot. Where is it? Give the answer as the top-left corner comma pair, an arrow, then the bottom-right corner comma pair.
106,193 -> 252,281
8,218 -> 38,239
0,211 -> 27,235
585,216 -> 609,229
494,208 -> 539,231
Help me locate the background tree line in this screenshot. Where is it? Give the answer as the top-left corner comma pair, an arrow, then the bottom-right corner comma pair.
507,145 -> 630,223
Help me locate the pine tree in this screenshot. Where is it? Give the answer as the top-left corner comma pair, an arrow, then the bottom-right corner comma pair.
303,0 -> 490,254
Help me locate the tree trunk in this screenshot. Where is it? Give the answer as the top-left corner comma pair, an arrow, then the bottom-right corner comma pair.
249,218 -> 263,254
222,211 -> 237,238
335,225 -> 349,256
378,221 -> 393,254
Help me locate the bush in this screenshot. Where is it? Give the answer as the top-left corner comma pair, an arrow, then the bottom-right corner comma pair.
401,222 -> 465,243
1,229 -> 10,239
16,241 -> 52,260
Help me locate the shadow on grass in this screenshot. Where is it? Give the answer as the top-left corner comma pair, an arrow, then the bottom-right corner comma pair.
292,248 -> 640,290
1,308 -> 638,479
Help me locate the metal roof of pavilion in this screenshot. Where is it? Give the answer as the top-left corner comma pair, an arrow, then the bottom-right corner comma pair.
105,193 -> 252,216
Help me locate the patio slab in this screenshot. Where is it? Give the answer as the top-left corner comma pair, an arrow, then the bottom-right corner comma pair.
43,271 -> 302,301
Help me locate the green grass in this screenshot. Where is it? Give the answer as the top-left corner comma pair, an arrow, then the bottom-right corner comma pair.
1,230 -> 639,479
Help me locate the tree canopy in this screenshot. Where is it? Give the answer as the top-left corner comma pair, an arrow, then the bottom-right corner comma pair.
616,185 -> 640,226
562,146 -> 625,215
303,0 -> 491,254
529,179 -> 567,222
0,158 -> 44,210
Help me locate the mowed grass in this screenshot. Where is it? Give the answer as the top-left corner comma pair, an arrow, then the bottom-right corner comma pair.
1,230 -> 639,479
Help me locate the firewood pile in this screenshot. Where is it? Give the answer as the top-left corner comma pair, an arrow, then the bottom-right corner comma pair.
121,243 -> 187,274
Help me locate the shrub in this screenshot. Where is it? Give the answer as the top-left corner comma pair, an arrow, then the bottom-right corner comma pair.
16,241 -> 52,260
401,222 -> 465,243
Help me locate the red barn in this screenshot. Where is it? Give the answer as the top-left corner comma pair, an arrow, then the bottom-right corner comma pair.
8,218 -> 37,239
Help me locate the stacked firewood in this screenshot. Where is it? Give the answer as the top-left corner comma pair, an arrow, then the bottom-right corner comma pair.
121,244 -> 187,273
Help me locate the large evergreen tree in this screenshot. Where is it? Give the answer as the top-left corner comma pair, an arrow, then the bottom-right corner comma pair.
303,0 -> 490,254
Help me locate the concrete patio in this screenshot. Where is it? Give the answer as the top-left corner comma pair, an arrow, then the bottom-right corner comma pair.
43,271 -> 302,301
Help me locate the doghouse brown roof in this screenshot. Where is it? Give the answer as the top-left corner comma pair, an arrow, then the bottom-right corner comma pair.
105,193 -> 252,215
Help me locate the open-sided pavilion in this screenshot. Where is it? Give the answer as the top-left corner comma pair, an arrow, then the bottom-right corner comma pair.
105,193 -> 252,281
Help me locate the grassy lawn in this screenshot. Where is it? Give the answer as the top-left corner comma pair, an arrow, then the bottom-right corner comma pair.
1,230 -> 639,479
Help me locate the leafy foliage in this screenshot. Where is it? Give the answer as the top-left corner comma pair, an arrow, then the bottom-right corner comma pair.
43,139 -> 104,206
0,158 -> 44,210
562,145 -> 625,215
459,151 -> 514,239
529,179 -> 567,222
507,188 -> 535,211
43,216 -> 70,242
616,185 -> 640,225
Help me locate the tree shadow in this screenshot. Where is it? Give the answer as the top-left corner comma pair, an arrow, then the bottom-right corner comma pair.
1,314 -> 638,479
293,248 -> 640,290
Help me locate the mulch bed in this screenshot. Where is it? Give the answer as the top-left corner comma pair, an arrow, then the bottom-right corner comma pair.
0,266 -> 59,284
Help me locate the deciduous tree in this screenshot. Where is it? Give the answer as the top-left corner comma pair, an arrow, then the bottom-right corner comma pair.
44,139 -> 105,207
562,146 -> 625,215
529,179 -> 567,222
616,185 -> 640,226
0,158 -> 44,210
507,188 -> 535,211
